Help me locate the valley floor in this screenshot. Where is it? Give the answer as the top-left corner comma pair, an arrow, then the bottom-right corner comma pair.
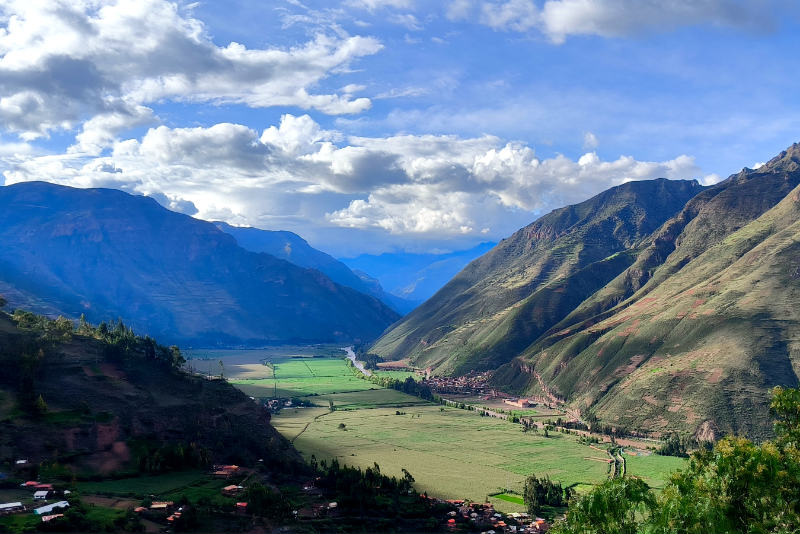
203,348 -> 687,511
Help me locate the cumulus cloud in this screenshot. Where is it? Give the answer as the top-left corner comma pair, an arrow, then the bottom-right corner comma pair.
0,0 -> 382,143
2,114 -> 704,253
446,0 -> 775,42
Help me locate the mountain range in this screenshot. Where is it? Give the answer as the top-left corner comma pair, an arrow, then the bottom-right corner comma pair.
340,242 -> 495,304
372,144 -> 800,439
0,182 -> 400,346
213,221 -> 416,314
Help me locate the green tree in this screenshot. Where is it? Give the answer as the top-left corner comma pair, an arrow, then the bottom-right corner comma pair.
771,386 -> 800,447
551,477 -> 655,534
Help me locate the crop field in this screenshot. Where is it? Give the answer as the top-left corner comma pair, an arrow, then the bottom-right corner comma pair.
185,345 -> 343,381
275,398 -> 612,502
373,370 -> 419,381
231,357 -> 376,397
623,451 -> 686,489
76,470 -> 209,497
231,347 -> 688,509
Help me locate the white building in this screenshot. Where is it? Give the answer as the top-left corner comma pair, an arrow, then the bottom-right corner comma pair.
33,491 -> 49,500
34,501 -> 69,515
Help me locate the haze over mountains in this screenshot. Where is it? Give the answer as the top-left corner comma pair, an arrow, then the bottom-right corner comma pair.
373,144 -> 800,439
214,221 -> 416,314
340,243 -> 496,304
0,182 -> 399,346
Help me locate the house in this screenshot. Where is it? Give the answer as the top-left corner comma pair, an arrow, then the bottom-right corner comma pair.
41,514 -> 64,522
22,481 -> 39,487
15,459 -> 28,465
212,465 -> 240,478
0,502 -> 25,515
149,501 -> 174,511
34,501 -> 69,515
504,398 -> 534,408
33,491 -> 49,500
133,507 -> 147,513
34,483 -> 53,491
235,502 -> 248,512
222,484 -> 242,496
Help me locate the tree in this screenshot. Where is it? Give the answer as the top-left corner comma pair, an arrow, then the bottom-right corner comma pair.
551,477 -> 655,534
0,295 -> 6,308
771,386 -> 800,447
35,394 -> 48,415
552,387 -> 800,534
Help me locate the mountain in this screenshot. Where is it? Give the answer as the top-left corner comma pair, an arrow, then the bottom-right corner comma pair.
340,242 -> 496,304
492,145 -> 800,439
0,182 -> 400,346
371,178 -> 705,374
0,310 -> 299,474
214,222 -> 415,314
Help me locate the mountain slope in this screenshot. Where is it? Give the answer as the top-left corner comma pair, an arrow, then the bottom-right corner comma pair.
0,310 -> 300,473
494,145 -> 800,439
0,182 -> 400,346
214,222 -> 415,314
371,178 -> 705,373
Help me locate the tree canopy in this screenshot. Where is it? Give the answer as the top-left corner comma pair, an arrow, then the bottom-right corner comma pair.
552,386 -> 800,534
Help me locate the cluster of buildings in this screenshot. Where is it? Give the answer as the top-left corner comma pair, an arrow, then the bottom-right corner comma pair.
423,371 -> 494,395
432,498 -> 552,533
0,479 -> 72,524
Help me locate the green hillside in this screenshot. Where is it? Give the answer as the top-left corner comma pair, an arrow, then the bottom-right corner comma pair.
372,178 -> 705,374
0,310 -> 299,476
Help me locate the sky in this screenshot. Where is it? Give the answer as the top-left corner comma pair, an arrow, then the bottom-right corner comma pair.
1,0 -> 799,257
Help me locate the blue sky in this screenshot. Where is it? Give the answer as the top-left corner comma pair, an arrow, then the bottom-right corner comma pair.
1,0 -> 799,256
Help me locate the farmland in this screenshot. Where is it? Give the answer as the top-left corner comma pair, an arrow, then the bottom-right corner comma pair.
211,348 -> 687,508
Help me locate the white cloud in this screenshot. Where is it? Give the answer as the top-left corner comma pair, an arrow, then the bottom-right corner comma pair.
345,0 -> 415,10
387,13 -> 423,30
2,114 -> 703,251
446,0 -> 774,42
0,0 -> 382,142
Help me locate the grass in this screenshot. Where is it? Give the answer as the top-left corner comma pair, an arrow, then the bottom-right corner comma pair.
493,492 -> 524,505
0,514 -> 39,533
229,348 -> 687,510
373,370 -> 419,381
76,470 -> 208,497
230,355 -> 377,398
623,452 -> 686,489
275,398 -> 611,502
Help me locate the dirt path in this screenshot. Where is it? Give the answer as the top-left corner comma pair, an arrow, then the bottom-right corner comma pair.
291,410 -> 333,443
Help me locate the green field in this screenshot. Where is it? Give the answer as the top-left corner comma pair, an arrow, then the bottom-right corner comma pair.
623,451 -> 686,489
76,470 -> 209,497
275,399 -> 611,502
234,348 -> 687,509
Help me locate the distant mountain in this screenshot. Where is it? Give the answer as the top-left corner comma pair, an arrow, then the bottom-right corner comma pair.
214,222 -> 415,314
340,242 -> 495,304
371,178 -> 705,374
0,182 -> 400,346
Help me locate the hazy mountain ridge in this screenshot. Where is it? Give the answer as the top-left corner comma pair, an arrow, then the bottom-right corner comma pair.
0,182 -> 400,346
340,242 -> 495,304
214,222 -> 416,314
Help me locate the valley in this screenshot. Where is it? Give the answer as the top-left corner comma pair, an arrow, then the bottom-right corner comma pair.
205,348 -> 686,513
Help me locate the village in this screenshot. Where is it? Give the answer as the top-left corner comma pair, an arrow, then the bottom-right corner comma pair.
0,456 -> 553,533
